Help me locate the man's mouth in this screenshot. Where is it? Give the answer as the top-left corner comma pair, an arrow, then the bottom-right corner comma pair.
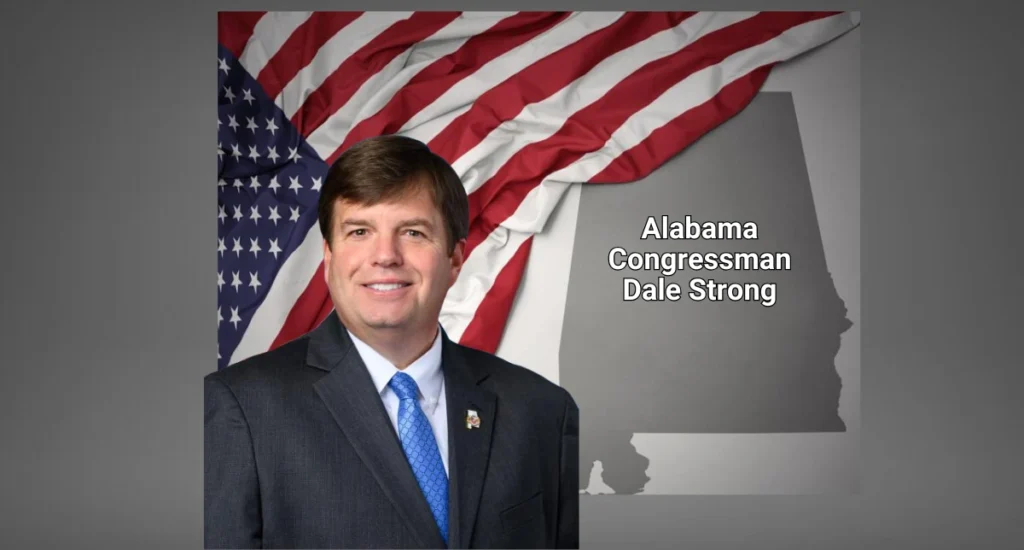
364,282 -> 411,292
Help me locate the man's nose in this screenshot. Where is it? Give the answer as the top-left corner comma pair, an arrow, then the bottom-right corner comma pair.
371,234 -> 402,266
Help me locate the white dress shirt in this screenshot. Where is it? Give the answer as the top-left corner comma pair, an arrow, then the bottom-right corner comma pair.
346,328 -> 449,475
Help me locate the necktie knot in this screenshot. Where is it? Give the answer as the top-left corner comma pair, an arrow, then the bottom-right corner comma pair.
388,371 -> 419,401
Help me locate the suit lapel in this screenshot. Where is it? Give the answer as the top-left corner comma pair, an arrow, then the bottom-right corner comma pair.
308,315 -> 447,549
441,334 -> 497,549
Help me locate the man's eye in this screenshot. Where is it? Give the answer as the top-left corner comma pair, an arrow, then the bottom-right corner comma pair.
406,230 -> 423,237
349,229 -> 367,236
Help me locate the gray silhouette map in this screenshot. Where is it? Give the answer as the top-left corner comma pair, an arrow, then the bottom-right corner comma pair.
560,93 -> 852,494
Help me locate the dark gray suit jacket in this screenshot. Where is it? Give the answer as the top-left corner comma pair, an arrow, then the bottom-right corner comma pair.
205,314 -> 579,549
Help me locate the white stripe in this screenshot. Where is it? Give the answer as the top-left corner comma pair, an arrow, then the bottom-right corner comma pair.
306,12 -> 523,160
399,12 -> 625,144
439,227 -> 532,343
449,11 -> 757,195
230,220 -> 324,365
238,12 -> 313,80
437,13 -> 860,342
276,12 -> 414,120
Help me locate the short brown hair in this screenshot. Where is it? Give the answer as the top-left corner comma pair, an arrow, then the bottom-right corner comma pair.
318,135 -> 469,254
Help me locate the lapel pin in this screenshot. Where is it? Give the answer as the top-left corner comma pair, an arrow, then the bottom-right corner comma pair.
466,409 -> 481,429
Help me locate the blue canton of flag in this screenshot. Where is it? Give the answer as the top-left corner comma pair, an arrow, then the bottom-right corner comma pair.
217,45 -> 327,369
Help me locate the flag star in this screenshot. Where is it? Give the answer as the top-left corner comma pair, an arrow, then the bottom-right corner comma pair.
249,205 -> 261,224
288,176 -> 302,194
288,147 -> 301,161
233,179 -> 244,193
217,117 -> 222,129
248,272 -> 262,293
248,145 -> 260,163
218,179 -> 227,192
232,237 -> 243,257
217,142 -> 224,161
246,116 -> 259,134
242,88 -> 255,106
227,114 -> 239,131
223,86 -> 236,102
218,57 -> 230,75
232,205 -> 243,221
265,117 -> 279,135
249,238 -> 262,258
218,204 -> 226,224
230,306 -> 242,329
217,271 -> 225,292
266,146 -> 280,163
230,271 -> 242,292
217,237 -> 226,257
268,175 -> 281,194
230,143 -> 241,161
268,205 -> 281,225
217,306 -> 223,326
249,176 -> 261,191
289,206 -> 301,222
311,176 -> 322,192
269,238 -> 282,260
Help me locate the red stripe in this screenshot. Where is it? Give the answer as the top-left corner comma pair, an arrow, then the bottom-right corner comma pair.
460,11 -> 837,259
322,12 -> 573,166
427,12 -> 696,164
218,12 -> 266,59
292,12 -> 463,137
256,12 -> 364,101
457,236 -> 533,353
592,65 -> 775,183
269,263 -> 326,350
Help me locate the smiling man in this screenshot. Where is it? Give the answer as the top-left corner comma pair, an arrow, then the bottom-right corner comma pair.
205,135 -> 580,549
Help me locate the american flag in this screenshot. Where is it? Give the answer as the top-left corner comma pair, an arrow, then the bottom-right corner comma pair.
217,11 -> 859,370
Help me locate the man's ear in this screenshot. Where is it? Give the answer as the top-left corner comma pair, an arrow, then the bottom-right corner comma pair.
449,238 -> 467,287
322,239 -> 332,285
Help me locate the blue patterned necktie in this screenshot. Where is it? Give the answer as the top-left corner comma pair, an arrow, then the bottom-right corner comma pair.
388,371 -> 448,544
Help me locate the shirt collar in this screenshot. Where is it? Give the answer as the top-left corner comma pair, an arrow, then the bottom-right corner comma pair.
347,326 -> 444,402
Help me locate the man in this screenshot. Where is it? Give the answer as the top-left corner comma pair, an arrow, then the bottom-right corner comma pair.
205,135 -> 579,549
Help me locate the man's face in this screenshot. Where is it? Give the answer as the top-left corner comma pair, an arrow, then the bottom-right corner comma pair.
322,185 -> 465,341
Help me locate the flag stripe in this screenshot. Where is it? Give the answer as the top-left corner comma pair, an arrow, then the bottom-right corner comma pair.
456,235 -> 534,353
320,11 -> 575,166
255,12 -> 364,102
430,11 -> 702,170
398,12 -> 626,143
275,12 -> 414,124
305,13 -> 525,163
289,12 -> 460,135
238,12 -> 314,81
440,225 -> 534,343
218,12 -> 266,59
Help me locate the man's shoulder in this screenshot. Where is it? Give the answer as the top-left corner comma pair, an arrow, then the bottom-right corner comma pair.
453,342 -> 574,406
205,335 -> 313,391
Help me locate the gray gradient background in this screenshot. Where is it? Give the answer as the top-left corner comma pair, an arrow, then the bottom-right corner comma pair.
1,2 -> 1022,549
